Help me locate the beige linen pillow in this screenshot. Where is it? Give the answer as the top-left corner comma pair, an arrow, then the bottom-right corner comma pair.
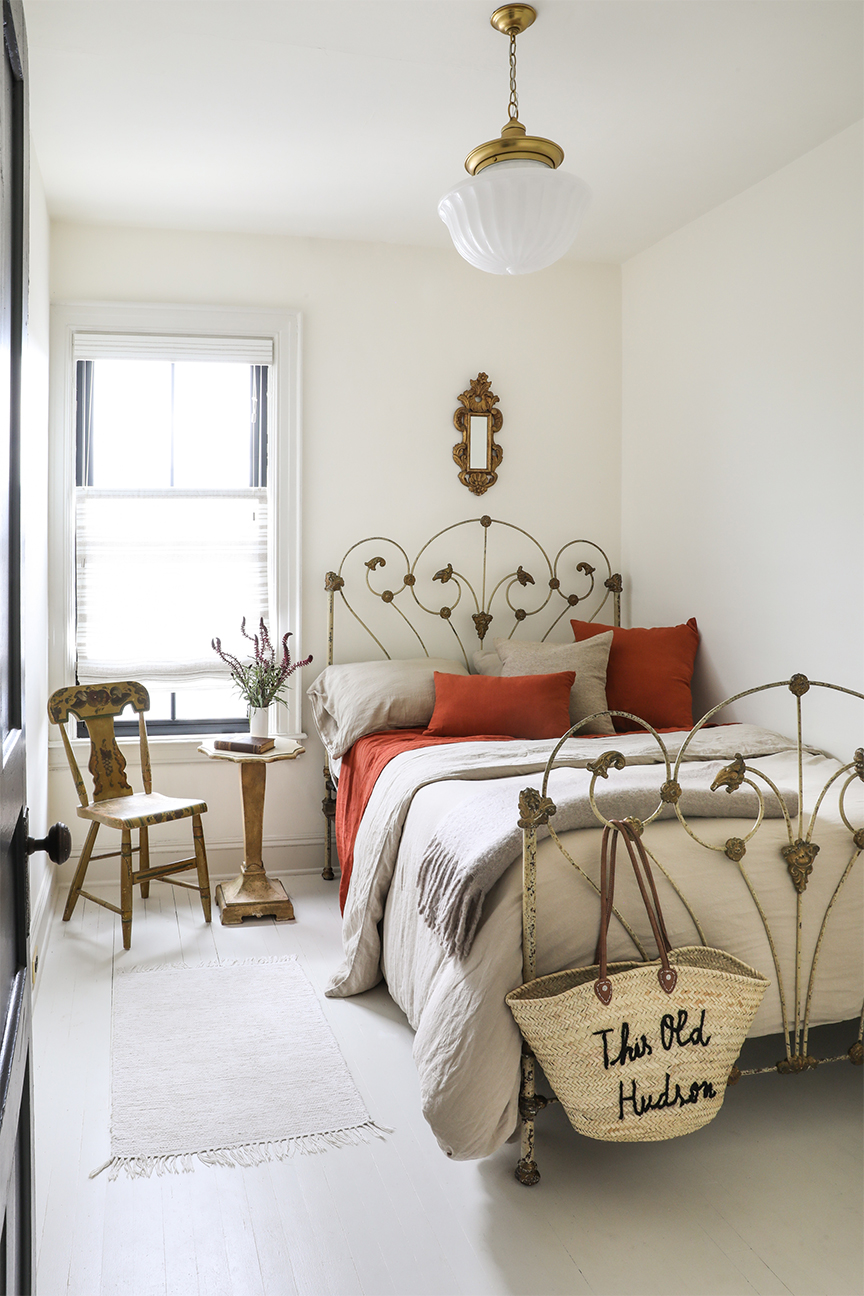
306,657 -> 468,759
496,632 -> 615,736
472,649 -> 503,676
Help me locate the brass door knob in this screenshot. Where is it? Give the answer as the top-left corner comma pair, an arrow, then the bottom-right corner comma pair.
26,822 -> 72,865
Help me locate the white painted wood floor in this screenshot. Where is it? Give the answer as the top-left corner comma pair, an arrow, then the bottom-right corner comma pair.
33,872 -> 862,1296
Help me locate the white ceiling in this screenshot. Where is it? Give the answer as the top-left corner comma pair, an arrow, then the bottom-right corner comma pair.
22,0 -> 864,263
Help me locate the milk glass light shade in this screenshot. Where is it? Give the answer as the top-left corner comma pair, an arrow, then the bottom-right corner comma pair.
438,160 -> 591,275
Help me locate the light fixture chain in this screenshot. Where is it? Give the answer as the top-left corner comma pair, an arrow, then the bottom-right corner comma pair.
508,28 -> 519,120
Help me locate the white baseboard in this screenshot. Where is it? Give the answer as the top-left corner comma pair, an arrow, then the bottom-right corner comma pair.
30,863 -> 60,1006
53,836 -> 330,886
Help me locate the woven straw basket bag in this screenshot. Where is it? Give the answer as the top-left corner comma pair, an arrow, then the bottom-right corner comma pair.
506,820 -> 769,1142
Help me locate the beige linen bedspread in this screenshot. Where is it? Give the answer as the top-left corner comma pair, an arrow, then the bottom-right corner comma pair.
328,729 -> 863,1161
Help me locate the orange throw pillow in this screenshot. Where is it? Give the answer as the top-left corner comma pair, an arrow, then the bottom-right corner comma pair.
424,671 -> 576,740
570,618 -> 699,733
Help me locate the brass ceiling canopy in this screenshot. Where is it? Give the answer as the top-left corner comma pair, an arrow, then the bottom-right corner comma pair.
465,5 -> 565,176
489,4 -> 536,36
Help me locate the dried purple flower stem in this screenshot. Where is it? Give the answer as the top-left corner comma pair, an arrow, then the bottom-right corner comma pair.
212,619 -> 312,708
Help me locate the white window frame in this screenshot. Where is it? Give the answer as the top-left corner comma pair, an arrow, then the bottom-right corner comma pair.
48,301 -> 303,742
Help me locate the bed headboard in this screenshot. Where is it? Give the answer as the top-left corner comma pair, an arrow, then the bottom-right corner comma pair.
324,515 -> 622,670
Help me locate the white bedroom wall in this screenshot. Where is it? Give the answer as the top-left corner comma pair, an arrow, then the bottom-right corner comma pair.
621,121 -> 863,757
47,225 -> 622,879
23,153 -> 53,964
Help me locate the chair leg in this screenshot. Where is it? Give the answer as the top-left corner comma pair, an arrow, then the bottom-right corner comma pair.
120,829 -> 134,950
192,815 -> 212,923
139,825 -> 150,898
63,822 -> 99,922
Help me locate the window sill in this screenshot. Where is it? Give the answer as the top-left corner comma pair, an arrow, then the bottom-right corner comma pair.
48,732 -> 308,772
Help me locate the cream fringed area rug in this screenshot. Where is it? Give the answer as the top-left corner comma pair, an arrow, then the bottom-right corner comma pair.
92,956 -> 387,1180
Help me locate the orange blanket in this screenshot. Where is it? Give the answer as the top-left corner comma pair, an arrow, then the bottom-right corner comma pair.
336,729 -> 510,911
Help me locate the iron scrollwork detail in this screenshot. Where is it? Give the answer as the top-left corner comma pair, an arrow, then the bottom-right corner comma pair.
327,519 -> 620,676
587,751 -> 626,779
518,788 -> 557,829
711,755 -> 747,795
781,838 -> 820,893
473,611 -> 493,642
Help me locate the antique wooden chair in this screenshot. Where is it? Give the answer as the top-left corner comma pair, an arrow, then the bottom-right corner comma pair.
48,682 -> 212,949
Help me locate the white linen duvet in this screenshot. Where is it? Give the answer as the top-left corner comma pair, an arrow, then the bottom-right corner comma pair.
326,726 -> 863,1160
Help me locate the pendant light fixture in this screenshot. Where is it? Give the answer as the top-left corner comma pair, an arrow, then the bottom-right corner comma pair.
438,5 -> 590,276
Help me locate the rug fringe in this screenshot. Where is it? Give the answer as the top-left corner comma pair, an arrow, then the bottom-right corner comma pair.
117,955 -> 300,977
90,1121 -> 392,1180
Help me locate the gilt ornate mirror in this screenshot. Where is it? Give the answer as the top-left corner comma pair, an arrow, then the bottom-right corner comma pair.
452,373 -> 503,495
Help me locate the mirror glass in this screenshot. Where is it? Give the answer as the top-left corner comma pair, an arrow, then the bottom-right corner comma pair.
469,415 -> 490,471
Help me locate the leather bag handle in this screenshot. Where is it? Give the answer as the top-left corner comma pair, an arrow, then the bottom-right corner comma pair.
594,819 -> 678,1005
592,822 -> 674,964
593,826 -> 618,966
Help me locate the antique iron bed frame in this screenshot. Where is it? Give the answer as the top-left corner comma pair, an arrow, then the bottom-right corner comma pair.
318,517 -> 863,1184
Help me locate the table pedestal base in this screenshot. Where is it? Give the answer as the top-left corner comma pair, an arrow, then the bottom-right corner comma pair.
215,758 -> 296,923
216,871 -> 295,924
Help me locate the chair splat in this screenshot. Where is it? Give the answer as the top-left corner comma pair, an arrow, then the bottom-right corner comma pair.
84,714 -> 133,801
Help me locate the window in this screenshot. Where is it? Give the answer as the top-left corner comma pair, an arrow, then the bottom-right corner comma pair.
50,305 -> 302,738
74,345 -> 268,731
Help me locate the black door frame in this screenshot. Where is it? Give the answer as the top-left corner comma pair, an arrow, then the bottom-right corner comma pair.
0,1 -> 33,1290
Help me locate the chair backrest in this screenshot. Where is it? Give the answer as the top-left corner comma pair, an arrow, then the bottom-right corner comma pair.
48,682 -> 152,806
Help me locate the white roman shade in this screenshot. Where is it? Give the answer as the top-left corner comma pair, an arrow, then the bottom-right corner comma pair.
72,333 -> 274,365
75,489 -> 269,689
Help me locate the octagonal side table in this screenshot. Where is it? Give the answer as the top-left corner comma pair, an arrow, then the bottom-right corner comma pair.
198,737 -> 305,924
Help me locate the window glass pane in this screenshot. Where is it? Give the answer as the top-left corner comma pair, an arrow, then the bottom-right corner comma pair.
89,360 -> 173,488
86,359 -> 256,490
173,363 -> 252,488
175,687 -> 247,722
143,688 -> 173,722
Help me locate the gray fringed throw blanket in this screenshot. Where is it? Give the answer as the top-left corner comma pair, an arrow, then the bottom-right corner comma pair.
417,760 -> 795,960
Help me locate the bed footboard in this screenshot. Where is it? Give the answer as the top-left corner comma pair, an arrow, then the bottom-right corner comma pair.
513,674 -> 864,1185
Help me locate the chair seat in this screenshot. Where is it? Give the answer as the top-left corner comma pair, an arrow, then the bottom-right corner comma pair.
77,791 -> 208,831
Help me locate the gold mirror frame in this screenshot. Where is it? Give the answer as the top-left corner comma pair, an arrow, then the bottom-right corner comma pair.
453,373 -> 503,496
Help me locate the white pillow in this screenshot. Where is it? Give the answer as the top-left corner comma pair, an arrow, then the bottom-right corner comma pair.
496,633 -> 615,736
307,658 -> 468,759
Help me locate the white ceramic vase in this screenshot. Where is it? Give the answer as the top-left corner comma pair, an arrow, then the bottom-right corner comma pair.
249,706 -> 270,738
